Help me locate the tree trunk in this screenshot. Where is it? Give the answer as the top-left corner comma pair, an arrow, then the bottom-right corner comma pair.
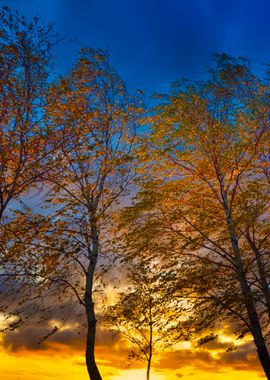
221,189 -> 270,379
146,358 -> 151,380
84,219 -> 102,380
246,229 -> 270,321
85,295 -> 102,380
146,303 -> 153,380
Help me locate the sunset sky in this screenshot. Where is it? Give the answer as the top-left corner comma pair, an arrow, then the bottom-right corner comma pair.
1,0 -> 270,379
0,313 -> 265,380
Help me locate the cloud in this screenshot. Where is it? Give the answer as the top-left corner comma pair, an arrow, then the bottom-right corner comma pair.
2,325 -> 83,354
200,338 -> 229,351
156,340 -> 262,375
2,323 -> 122,355
217,341 -> 260,371
0,302 -> 264,376
157,349 -> 217,371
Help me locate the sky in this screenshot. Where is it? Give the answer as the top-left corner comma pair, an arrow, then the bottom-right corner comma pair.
2,0 -> 270,95
1,1 -> 270,379
0,307 -> 265,380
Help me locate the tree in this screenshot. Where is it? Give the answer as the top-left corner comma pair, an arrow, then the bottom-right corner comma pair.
0,6 -> 58,220
120,55 -> 270,378
40,48 -> 143,380
0,7 -> 63,325
104,257 -> 180,380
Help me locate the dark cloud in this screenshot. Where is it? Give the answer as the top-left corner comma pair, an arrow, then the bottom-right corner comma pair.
217,341 -> 260,371
157,349 -> 216,371
2,323 -> 121,356
156,341 -> 263,375
200,338 -> 229,351
2,325 -> 84,354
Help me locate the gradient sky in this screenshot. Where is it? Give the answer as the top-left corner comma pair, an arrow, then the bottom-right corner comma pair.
0,308 -> 265,380
1,1 -> 270,379
2,0 -> 270,96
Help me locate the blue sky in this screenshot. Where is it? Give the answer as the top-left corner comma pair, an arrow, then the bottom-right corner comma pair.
2,0 -> 270,96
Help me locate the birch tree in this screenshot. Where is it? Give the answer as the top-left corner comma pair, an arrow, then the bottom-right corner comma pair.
121,54 -> 270,378
105,257 -> 180,380
0,6 -> 57,219
43,48 -> 143,380
0,7 -> 61,321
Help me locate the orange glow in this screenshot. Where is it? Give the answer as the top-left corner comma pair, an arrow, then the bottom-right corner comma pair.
0,349 -> 264,380
0,304 -> 264,379
0,331 -> 265,380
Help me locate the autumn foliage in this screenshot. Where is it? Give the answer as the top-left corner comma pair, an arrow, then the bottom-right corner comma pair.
0,7 -> 270,380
